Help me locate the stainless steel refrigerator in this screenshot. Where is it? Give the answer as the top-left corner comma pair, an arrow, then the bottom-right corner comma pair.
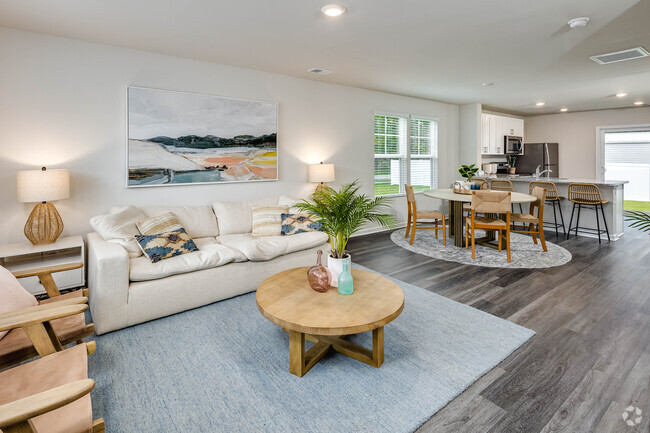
517,143 -> 559,177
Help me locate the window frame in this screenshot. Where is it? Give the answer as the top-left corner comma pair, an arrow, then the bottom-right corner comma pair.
374,112 -> 439,197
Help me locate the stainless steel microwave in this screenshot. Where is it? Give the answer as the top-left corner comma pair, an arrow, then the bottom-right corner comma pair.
504,136 -> 523,155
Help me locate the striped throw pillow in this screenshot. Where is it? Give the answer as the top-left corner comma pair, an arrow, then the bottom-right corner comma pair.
136,212 -> 183,236
251,206 -> 288,237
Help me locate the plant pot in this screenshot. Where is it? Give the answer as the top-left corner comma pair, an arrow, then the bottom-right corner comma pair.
327,253 -> 351,287
508,167 -> 516,174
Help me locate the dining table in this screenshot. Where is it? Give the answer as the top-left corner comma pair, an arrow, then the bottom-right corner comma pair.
423,188 -> 537,248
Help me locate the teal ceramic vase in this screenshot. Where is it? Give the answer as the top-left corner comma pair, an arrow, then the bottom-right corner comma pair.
337,260 -> 354,295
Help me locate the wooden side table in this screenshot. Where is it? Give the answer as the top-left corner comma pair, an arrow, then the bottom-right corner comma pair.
0,236 -> 85,296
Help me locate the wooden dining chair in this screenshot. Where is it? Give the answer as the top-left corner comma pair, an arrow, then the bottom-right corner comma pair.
0,265 -> 95,370
490,179 -> 524,213
0,342 -> 105,433
529,181 -> 565,236
463,178 -> 489,216
511,186 -> 547,251
405,184 -> 446,245
465,191 -> 512,262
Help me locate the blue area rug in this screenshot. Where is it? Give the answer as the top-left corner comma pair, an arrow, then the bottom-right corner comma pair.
89,266 -> 534,432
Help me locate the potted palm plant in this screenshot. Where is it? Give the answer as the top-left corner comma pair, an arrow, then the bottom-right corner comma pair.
294,180 -> 396,286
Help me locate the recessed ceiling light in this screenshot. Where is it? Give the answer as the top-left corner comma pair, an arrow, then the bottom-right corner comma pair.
560,108 -> 568,112
536,102 -> 546,106
568,17 -> 589,29
481,82 -> 496,87
307,68 -> 332,75
321,4 -> 346,17
616,92 -> 628,97
634,101 -> 644,105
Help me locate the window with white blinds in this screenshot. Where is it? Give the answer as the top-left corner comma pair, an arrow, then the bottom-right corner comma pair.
374,114 -> 438,196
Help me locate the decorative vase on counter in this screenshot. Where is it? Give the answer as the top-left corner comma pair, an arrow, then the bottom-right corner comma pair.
307,250 -> 332,292
337,260 -> 354,295
327,253 -> 351,287
509,167 -> 516,175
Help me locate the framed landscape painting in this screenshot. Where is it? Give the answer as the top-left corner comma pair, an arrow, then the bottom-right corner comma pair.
127,87 -> 278,187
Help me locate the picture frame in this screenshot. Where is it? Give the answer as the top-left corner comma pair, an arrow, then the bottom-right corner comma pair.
126,86 -> 278,188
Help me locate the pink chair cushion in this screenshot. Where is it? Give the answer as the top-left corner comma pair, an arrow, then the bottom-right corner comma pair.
0,265 -> 38,340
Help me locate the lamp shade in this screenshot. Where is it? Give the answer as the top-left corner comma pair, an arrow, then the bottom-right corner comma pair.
309,163 -> 335,183
17,168 -> 70,203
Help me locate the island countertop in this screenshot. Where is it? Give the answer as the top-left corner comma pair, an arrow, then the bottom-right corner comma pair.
488,174 -> 628,187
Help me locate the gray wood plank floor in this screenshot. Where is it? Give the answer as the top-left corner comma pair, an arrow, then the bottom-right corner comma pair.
347,226 -> 649,433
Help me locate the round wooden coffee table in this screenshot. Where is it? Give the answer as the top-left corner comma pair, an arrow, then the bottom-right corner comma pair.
256,267 -> 404,377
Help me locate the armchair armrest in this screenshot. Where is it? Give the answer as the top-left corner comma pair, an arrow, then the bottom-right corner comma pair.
0,379 -> 95,429
0,303 -> 88,333
11,263 -> 83,279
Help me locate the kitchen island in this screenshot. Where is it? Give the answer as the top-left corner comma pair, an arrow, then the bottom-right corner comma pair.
488,175 -> 628,240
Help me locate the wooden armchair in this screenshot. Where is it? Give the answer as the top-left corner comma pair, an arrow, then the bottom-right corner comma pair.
0,342 -> 105,433
0,265 -> 95,369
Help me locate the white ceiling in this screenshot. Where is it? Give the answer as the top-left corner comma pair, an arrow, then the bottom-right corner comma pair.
1,0 -> 649,115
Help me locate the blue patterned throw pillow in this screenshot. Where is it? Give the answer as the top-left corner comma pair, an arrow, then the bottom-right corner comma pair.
135,228 -> 198,263
281,213 -> 323,236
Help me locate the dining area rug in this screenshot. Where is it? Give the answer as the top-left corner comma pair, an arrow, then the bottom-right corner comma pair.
391,228 -> 571,269
88,266 -> 534,432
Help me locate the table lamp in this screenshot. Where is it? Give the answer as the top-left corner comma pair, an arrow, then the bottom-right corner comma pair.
309,162 -> 335,194
17,167 -> 70,245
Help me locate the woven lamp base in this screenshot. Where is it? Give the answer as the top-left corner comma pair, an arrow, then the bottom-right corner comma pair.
24,202 -> 64,245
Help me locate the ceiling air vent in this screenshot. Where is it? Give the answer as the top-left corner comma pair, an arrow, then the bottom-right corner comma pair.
307,68 -> 332,75
590,47 -> 649,65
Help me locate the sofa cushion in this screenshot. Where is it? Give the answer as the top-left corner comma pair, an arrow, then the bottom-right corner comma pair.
136,212 -> 182,235
0,266 -> 38,340
90,205 -> 147,258
251,205 -> 288,237
129,240 -> 244,281
212,197 -> 277,235
135,228 -> 199,263
217,231 -> 328,262
139,205 -> 219,238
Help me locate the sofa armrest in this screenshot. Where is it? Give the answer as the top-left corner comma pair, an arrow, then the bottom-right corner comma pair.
87,232 -> 130,335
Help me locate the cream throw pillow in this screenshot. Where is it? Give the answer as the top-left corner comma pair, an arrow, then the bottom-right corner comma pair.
136,212 -> 183,235
89,205 -> 148,258
251,205 -> 288,237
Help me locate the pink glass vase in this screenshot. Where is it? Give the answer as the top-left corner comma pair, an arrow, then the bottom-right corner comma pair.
307,250 -> 332,292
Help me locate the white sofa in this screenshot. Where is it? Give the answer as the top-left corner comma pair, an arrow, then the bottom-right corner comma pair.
87,196 -> 328,334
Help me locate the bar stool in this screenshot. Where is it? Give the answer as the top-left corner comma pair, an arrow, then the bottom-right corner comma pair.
567,183 -> 610,243
529,180 -> 565,236
491,178 -> 524,213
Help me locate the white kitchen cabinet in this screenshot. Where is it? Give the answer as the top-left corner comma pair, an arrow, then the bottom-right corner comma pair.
481,113 -> 490,154
480,113 -> 524,155
492,115 -> 503,154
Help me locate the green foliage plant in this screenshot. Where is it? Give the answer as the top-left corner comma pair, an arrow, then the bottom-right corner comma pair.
294,180 -> 397,258
458,164 -> 479,182
625,210 -> 650,234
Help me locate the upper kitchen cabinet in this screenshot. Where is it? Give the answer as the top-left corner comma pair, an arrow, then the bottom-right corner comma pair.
481,113 -> 524,155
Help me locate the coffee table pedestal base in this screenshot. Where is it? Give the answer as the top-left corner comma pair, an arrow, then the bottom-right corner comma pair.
288,328 -> 384,377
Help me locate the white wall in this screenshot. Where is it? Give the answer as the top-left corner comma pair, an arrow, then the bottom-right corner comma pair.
459,103 -> 481,166
524,107 -> 650,179
0,28 -> 459,244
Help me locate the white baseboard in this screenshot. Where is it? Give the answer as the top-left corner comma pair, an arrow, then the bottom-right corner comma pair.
353,222 -> 407,237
